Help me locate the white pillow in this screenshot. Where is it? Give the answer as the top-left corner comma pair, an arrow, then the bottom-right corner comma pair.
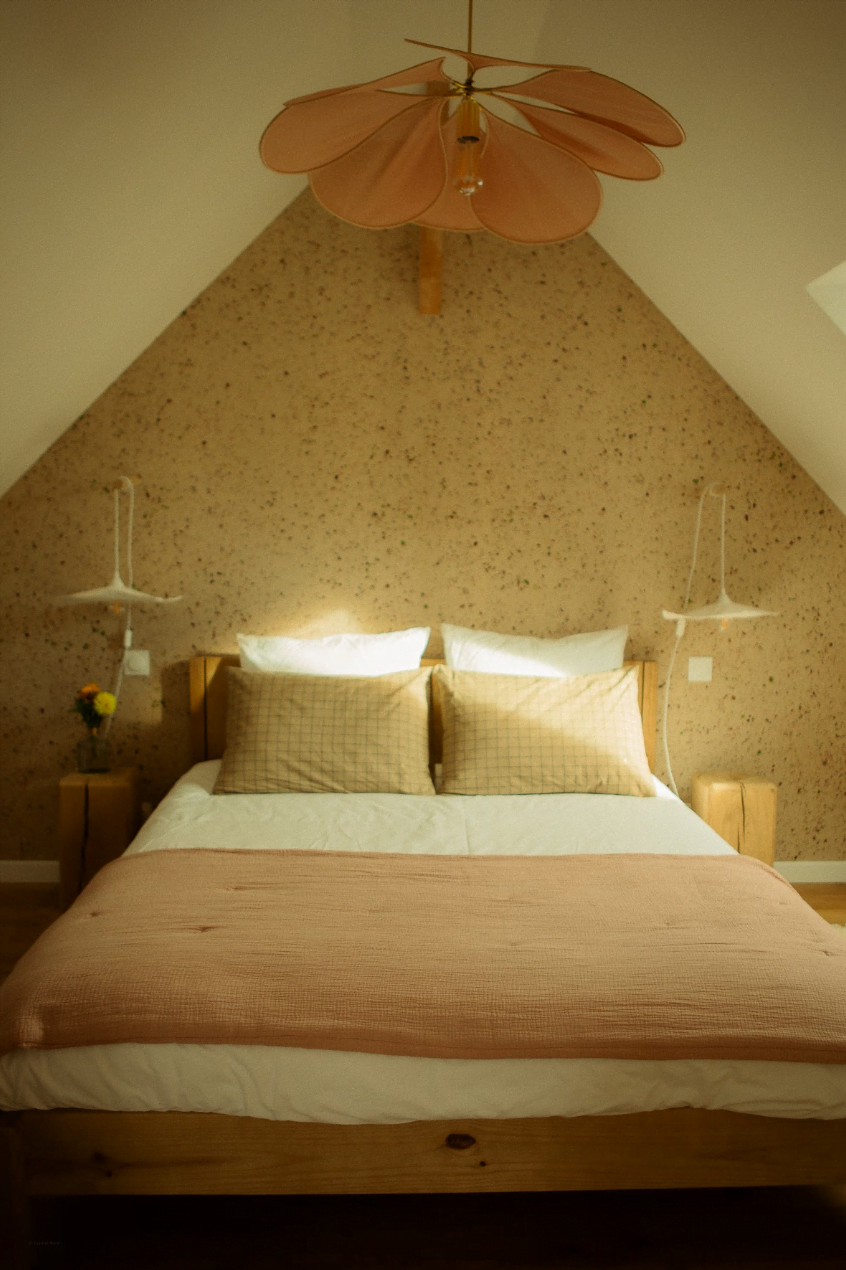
441,623 -> 627,678
237,627 -> 431,676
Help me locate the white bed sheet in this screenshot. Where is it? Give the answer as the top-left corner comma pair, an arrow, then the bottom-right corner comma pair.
3,763 -> 845,1123
124,761 -> 736,860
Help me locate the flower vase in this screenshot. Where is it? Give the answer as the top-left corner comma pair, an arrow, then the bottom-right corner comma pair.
77,731 -> 111,773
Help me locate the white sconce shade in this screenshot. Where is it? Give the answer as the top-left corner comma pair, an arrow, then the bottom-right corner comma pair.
54,477 -> 181,609
662,485 -> 777,628
55,574 -> 181,607
663,590 -> 778,624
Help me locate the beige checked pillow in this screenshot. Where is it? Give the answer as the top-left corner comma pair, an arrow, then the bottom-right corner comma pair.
435,665 -> 654,797
215,668 -> 434,795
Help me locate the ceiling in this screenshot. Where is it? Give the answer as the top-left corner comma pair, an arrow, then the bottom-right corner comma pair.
2,1 -> 845,508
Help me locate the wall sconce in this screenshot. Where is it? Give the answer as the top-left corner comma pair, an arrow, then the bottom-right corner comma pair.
661,483 -> 777,795
54,477 -> 181,729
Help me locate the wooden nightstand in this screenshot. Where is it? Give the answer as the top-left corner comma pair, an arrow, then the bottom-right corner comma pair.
691,771 -> 777,866
58,768 -> 141,908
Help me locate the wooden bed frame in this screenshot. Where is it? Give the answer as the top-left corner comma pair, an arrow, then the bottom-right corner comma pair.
3,654 -> 845,1266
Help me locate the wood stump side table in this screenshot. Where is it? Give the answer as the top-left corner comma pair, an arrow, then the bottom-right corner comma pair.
58,767 -> 141,908
691,771 -> 777,866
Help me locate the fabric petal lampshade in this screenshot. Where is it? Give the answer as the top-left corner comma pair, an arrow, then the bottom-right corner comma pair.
260,37 -> 685,246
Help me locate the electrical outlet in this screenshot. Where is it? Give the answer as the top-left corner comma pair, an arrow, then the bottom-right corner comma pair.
124,649 -> 150,677
688,656 -> 713,683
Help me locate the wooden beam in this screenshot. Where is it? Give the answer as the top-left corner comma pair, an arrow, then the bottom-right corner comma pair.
418,227 -> 443,315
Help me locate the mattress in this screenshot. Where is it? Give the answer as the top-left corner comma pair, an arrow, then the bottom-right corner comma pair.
2,763 -> 845,1123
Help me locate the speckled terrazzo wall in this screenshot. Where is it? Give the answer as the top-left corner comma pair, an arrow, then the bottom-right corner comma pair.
1,190 -> 845,861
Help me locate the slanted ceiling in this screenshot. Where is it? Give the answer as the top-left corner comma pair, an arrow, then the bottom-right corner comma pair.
2,0 -> 845,509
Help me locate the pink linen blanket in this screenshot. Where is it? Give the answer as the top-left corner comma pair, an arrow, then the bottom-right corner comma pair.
2,848 -> 845,1063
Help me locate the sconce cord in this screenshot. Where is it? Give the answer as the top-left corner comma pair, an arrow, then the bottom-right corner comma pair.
661,618 -> 686,796
661,483 -> 721,796
103,478 -> 135,737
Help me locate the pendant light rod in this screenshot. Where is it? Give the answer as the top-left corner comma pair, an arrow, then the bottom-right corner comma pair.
112,475 -> 135,590
467,0 -> 474,55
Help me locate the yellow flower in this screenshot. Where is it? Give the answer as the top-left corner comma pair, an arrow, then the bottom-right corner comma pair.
94,691 -> 117,717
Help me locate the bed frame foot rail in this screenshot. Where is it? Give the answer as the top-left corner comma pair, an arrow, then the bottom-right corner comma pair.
10,1108 -> 846,1199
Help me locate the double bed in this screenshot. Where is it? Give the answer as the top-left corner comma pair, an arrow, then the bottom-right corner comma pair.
2,647 -> 846,1256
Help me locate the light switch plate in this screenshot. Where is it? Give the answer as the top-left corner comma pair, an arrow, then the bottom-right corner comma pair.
688,656 -> 713,683
124,649 -> 150,677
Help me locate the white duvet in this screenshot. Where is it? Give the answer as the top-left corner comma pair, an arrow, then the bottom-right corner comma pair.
2,763 -> 845,1122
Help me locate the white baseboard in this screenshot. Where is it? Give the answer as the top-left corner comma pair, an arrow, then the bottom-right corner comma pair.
0,860 -> 61,884
774,861 -> 846,883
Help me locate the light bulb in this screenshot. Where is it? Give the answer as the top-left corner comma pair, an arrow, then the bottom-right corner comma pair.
452,95 -> 483,196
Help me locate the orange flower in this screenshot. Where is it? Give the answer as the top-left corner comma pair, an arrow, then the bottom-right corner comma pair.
77,682 -> 100,699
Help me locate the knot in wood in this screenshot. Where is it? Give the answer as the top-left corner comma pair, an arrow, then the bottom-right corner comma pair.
445,1132 -> 476,1150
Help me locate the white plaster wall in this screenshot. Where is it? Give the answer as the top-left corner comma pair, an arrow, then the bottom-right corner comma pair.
539,0 -> 846,508
3,1 -> 845,510
0,0 -> 334,493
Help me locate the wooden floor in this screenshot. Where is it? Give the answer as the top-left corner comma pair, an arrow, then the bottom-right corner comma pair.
0,884 -> 62,981
3,882 -> 846,1269
21,1187 -> 846,1269
792,882 -> 846,924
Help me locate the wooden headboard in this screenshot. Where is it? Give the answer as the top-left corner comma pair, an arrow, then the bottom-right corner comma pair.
189,656 -> 658,772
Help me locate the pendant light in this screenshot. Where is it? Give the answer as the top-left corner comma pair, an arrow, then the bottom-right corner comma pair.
259,0 -> 684,246
661,484 -> 778,795
55,477 -> 181,611
55,477 -> 181,729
